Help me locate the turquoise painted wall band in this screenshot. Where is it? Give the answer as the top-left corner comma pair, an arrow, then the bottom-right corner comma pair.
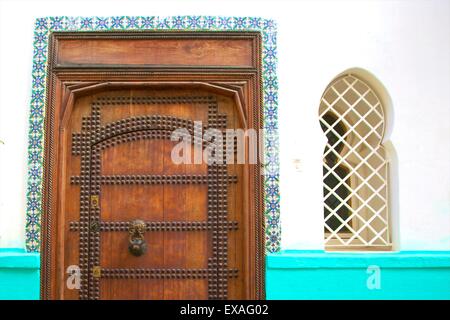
1,249 -> 450,300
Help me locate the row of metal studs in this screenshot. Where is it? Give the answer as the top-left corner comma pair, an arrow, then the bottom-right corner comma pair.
207,100 -> 219,300
99,268 -> 239,279
73,115 -> 237,156
76,106 -> 97,299
70,174 -> 238,185
94,95 -> 215,105
69,220 -> 239,232
88,105 -> 102,300
77,127 -> 236,154
214,112 -> 229,300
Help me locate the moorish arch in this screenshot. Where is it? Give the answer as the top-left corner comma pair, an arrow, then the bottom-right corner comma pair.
318,70 -> 393,250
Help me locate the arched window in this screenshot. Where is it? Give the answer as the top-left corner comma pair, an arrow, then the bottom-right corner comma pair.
319,73 -> 391,250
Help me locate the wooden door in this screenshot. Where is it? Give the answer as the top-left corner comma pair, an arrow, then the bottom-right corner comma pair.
40,32 -> 264,299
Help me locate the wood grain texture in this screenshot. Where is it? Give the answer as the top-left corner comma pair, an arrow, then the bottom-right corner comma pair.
57,38 -> 254,67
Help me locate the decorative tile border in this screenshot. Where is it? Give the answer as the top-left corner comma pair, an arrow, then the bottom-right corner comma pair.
26,16 -> 280,253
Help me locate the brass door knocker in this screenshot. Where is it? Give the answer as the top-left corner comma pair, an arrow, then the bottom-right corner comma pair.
128,220 -> 147,256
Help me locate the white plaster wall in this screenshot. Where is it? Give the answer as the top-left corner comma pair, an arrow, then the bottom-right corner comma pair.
0,0 -> 449,250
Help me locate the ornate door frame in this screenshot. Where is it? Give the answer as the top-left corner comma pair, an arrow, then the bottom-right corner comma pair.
25,16 -> 280,300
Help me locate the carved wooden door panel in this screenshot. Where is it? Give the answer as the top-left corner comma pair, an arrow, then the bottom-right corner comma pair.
67,90 -> 242,299
40,32 -> 264,300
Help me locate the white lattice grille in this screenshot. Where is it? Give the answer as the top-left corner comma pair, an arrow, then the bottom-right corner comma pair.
319,74 -> 391,249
